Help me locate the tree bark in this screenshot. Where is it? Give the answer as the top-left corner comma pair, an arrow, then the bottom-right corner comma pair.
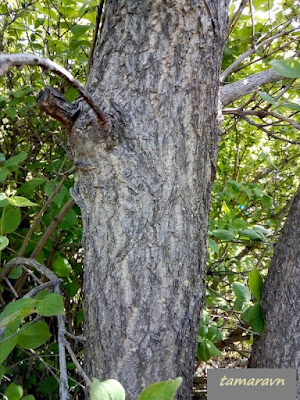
249,187 -> 300,400
68,2 -> 229,399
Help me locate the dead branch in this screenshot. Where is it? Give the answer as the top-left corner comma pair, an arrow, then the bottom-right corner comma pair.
0,53 -> 107,127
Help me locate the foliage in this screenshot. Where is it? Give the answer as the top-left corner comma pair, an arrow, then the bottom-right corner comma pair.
90,378 -> 182,400
0,0 -> 299,397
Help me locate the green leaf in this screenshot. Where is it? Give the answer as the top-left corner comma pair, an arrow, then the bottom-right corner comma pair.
76,310 -> 84,325
253,225 -> 272,236
4,152 -> 27,167
199,325 -> 209,338
65,87 -> 78,102
279,102 -> 300,111
242,303 -> 265,333
90,378 -> 126,400
258,91 -> 277,105
233,282 -> 251,303
4,382 -> 23,400
0,193 -> 10,207
71,24 -> 93,38
197,337 -> 211,361
205,339 -> 222,357
269,59 -> 300,78
44,181 -> 54,197
234,298 -> 244,311
8,266 -> 23,279
208,238 -> 219,255
249,267 -> 264,301
0,364 -> 5,381
238,229 -> 264,241
59,209 -> 77,230
36,376 -> 58,396
0,235 -> 9,250
212,229 -> 235,241
138,378 -> 182,400
261,194 -> 273,209
36,293 -> 65,316
6,107 -> 17,119
52,256 -> 72,277
227,179 -> 240,192
8,196 -> 38,207
63,276 -> 80,298
0,167 -> 9,182
17,321 -> 51,349
252,187 -> 264,198
0,334 -> 18,364
241,185 -> 252,197
22,396 -> 36,400
2,207 -> 21,234
0,153 -> 6,163
0,311 -> 23,330
17,178 -> 46,196
206,326 -> 220,341
33,290 -> 51,300
0,298 -> 37,326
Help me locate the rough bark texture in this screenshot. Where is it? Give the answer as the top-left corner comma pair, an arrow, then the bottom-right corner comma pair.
68,2 -> 229,399
249,187 -> 300,400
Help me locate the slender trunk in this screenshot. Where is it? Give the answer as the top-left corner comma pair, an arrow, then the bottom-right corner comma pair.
249,187 -> 300,400
68,2 -> 229,398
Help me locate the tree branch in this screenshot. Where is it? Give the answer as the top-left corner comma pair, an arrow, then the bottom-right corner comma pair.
225,0 -> 249,42
37,87 -> 80,129
220,69 -> 282,106
223,108 -> 300,130
0,53 -> 107,128
240,115 -> 300,145
220,23 -> 297,81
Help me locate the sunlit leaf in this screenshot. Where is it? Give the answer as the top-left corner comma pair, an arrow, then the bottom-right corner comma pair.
90,378 -> 126,400
270,59 -> 300,78
249,267 -> 264,301
138,378 -> 182,400
0,235 -> 9,250
233,282 -> 251,303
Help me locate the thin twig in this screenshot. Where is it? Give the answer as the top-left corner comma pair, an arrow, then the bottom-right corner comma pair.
64,340 -> 91,386
225,0 -> 249,42
87,0 -> 105,75
14,198 -> 75,291
24,281 -> 61,298
4,277 -> 19,298
64,331 -> 86,343
0,257 -> 57,283
221,23 -> 297,81
249,0 -> 255,48
223,109 -> 300,130
241,115 -> 300,145
54,282 -> 70,400
18,169 -> 74,257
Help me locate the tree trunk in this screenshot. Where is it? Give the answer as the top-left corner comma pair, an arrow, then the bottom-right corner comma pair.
68,2 -> 229,398
249,187 -> 300,400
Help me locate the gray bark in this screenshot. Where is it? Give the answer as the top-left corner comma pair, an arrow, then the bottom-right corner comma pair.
220,69 -> 281,106
249,187 -> 300,400
68,1 -> 229,399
